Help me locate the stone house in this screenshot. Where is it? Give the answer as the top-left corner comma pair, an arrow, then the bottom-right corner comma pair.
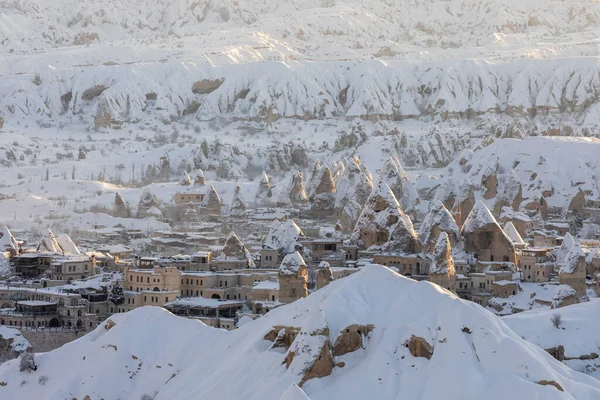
533,231 -> 562,248
251,280 -> 280,302
12,254 -> 54,278
299,239 -> 343,263
0,289 -> 95,330
174,192 -> 205,205
96,244 -> 133,261
373,253 -> 431,276
48,256 -> 95,281
260,248 -> 281,269
520,248 -> 553,282
491,280 -> 519,298
155,252 -> 211,272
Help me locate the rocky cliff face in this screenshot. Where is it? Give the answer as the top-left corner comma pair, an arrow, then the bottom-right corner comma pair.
6,59 -> 600,134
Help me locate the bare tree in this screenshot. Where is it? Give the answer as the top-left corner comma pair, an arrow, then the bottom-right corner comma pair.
551,313 -> 563,329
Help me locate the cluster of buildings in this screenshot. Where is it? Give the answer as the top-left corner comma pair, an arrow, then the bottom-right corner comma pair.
0,156 -> 598,336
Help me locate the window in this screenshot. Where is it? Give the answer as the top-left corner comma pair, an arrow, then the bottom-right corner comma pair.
165,297 -> 168,302
144,296 -> 147,302
200,280 -> 203,286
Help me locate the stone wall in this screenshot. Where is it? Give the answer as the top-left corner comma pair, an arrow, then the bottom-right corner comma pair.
20,329 -> 84,353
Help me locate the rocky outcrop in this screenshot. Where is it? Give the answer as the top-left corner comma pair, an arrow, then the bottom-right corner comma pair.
298,340 -> 334,386
332,325 -> 374,356
73,32 -> 99,45
351,181 -> 419,253
203,186 -> 222,220
219,232 -> 249,261
81,85 -> 106,101
406,335 -> 433,360
256,171 -> 273,205
315,261 -> 334,289
113,192 -> 129,218
536,380 -> 564,392
278,171 -> 308,208
229,185 -> 247,218
192,79 -> 224,94
266,323 -> 373,387
308,166 -> 336,217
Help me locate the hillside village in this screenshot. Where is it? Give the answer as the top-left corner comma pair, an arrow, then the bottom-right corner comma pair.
0,153 -> 598,359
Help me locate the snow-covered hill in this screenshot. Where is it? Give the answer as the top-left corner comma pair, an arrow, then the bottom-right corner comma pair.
426,136 -> 600,215
1,265 -> 600,399
5,58 -> 600,131
504,300 -> 600,379
2,0 -> 600,66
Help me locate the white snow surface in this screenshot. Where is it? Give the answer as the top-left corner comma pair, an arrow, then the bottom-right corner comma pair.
504,221 -> 525,244
56,233 -> 80,255
504,300 -> 600,379
2,266 -> 600,399
0,326 -> 31,353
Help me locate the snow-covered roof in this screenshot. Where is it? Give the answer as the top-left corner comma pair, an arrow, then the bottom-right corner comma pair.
253,280 -> 280,290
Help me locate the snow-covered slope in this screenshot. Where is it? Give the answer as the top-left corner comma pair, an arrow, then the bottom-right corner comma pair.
6,58 -> 600,131
504,300 -> 600,378
2,0 -> 600,66
430,137 -> 600,213
1,265 -> 600,399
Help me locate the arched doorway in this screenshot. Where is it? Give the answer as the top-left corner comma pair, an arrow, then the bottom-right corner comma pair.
76,319 -> 83,328
211,294 -> 221,300
153,287 -> 160,292
49,318 -> 60,327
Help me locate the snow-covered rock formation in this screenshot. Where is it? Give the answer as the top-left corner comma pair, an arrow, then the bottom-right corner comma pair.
229,185 -> 247,218
418,201 -> 460,251
352,182 -> 419,253
0,226 -> 18,253
503,221 -> 525,245
308,165 -> 336,217
334,157 -> 373,231
278,171 -> 308,208
56,233 -> 80,255
37,229 -> 62,254
263,218 -> 304,254
256,171 -> 273,205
